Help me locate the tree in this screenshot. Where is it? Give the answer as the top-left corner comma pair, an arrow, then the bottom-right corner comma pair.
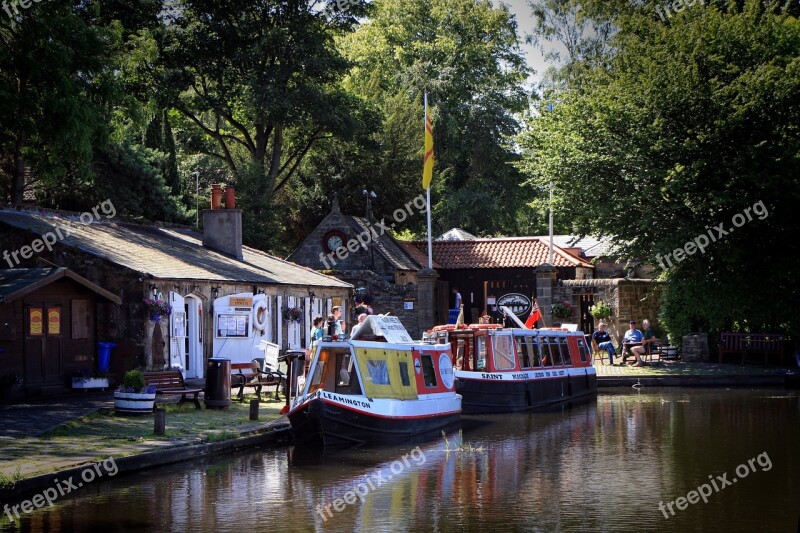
145,0 -> 371,205
518,0 -> 800,339
328,0 -> 532,238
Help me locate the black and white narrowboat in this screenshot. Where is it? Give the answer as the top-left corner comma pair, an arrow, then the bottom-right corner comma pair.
287,315 -> 461,447
430,320 -> 597,414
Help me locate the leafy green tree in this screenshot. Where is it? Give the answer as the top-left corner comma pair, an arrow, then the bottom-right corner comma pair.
145,0 -> 371,205
323,0 -> 533,238
518,0 -> 800,339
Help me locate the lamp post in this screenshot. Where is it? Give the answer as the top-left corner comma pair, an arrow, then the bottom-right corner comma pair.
194,172 -> 200,227
363,189 -> 377,269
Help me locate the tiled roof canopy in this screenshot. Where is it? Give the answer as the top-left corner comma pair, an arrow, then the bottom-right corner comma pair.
409,237 -> 593,270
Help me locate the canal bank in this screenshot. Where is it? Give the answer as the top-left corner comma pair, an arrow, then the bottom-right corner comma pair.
0,395 -> 291,506
595,359 -> 794,387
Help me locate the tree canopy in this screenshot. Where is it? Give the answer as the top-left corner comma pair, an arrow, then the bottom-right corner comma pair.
518,0 -> 800,339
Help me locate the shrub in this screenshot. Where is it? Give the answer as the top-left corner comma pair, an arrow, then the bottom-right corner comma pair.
123,370 -> 145,391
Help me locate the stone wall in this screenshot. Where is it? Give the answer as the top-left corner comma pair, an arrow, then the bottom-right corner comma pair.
559,278 -> 664,344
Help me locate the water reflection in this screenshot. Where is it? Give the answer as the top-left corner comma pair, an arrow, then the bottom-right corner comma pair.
4,388 -> 799,532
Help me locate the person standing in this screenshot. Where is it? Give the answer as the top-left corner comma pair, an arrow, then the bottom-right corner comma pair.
591,321 -> 617,365
331,306 -> 345,336
452,287 -> 462,310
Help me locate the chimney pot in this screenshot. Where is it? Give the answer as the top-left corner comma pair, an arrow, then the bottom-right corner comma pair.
224,186 -> 236,209
210,184 -> 223,210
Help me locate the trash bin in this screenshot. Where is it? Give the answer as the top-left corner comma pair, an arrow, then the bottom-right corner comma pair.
97,342 -> 116,372
448,309 -> 459,324
205,357 -> 231,409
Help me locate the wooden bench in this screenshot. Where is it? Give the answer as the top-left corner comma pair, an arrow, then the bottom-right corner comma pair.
143,371 -> 203,409
718,332 -> 785,365
231,361 -> 285,402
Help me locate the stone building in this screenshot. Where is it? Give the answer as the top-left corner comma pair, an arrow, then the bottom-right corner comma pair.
0,202 -> 350,392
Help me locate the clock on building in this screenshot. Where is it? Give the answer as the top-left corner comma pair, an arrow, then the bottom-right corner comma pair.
322,230 -> 348,254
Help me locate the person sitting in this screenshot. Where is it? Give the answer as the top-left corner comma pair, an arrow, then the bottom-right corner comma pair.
350,313 -> 367,336
591,321 -> 617,365
630,319 -> 657,364
623,320 -> 645,366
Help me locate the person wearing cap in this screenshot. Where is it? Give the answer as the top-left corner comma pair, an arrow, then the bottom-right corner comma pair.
622,320 -> 645,366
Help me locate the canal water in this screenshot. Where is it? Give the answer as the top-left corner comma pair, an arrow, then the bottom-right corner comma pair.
4,388 -> 799,532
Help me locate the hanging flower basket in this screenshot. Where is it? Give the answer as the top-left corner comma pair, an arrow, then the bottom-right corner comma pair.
551,301 -> 574,320
589,300 -> 613,320
144,298 -> 172,323
282,306 -> 303,323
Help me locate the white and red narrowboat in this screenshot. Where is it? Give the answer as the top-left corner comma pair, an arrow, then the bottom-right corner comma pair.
287,315 -> 461,447
429,316 -> 596,414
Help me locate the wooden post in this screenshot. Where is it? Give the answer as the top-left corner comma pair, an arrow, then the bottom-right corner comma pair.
249,399 -> 259,421
154,407 -> 166,435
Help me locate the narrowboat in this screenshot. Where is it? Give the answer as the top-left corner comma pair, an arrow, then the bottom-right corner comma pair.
429,316 -> 596,414
287,315 -> 461,447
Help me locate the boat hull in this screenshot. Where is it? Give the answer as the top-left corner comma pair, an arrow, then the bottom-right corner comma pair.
289,396 -> 461,448
455,368 -> 597,414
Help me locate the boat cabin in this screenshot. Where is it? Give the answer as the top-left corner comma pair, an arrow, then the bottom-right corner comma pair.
431,325 -> 592,373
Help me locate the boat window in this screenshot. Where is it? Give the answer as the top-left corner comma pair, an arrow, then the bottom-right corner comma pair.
493,334 -> 516,370
335,352 -> 361,395
549,337 -> 563,366
559,337 -> 572,366
366,360 -> 390,385
455,338 -> 465,369
421,354 -> 437,387
309,349 -> 333,393
399,361 -> 411,387
541,338 -> 553,367
514,335 -> 537,369
577,337 -> 589,363
475,337 -> 487,370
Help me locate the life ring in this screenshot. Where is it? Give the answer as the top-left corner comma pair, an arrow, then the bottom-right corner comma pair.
253,300 -> 269,332
432,324 -> 456,332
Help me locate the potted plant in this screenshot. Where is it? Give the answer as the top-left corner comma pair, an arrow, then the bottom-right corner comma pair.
71,369 -> 110,390
1,373 -> 23,400
114,370 -> 156,415
551,300 -> 574,320
143,297 -> 172,323
282,306 -> 303,323
589,300 -> 613,320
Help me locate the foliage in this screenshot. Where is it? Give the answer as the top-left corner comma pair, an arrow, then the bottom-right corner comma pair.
551,301 -> 573,319
518,0 -> 800,341
589,301 -> 613,319
144,298 -> 172,323
73,369 -> 110,383
283,307 -> 303,323
121,370 -> 146,392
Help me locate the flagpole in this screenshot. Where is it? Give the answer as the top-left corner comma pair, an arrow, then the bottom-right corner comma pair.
425,91 -> 433,269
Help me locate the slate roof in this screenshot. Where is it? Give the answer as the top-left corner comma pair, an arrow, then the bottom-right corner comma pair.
345,216 -> 421,271
408,237 -> 594,269
0,209 -> 350,288
531,235 -> 617,259
0,267 -> 122,304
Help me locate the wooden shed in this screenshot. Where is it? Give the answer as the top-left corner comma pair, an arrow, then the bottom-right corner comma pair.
0,268 -> 121,395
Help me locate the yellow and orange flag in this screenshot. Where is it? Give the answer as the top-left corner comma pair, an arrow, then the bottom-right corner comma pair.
422,92 -> 434,189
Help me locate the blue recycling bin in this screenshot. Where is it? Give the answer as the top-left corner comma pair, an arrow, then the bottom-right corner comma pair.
97,342 -> 116,372
448,309 -> 459,324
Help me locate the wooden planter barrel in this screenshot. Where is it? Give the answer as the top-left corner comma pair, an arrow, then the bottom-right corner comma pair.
114,391 -> 156,415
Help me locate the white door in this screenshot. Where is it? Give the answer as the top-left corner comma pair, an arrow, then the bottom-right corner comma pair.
185,296 -> 203,379
287,296 -> 302,349
169,292 -> 187,374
